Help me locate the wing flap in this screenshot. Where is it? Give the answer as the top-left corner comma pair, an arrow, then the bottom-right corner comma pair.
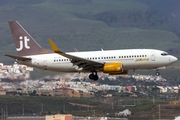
4,54 -> 31,61
48,39 -> 104,71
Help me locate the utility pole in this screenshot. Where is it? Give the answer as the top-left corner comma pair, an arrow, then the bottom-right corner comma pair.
22,104 -> 24,116
63,102 -> 65,113
3,111 -> 5,120
159,104 -> 161,120
112,98 -> 114,110
41,103 -> 43,113
153,96 -> 155,104
87,101 -> 89,111
1,108 -> 3,120
5,105 -> 8,117
93,110 -> 95,120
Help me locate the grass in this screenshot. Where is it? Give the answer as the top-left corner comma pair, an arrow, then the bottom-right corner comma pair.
0,96 -> 98,115
0,95 -> 170,118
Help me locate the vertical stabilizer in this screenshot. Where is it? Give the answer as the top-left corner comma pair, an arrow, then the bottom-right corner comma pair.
8,20 -> 51,56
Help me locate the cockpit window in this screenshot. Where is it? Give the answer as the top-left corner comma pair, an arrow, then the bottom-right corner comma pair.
161,52 -> 168,56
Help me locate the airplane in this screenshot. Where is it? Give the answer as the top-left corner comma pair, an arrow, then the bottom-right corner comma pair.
5,20 -> 178,81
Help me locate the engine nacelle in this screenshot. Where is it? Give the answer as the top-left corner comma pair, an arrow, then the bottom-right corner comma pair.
109,70 -> 128,75
103,62 -> 123,73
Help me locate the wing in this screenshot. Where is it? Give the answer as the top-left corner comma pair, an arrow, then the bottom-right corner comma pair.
48,39 -> 104,71
4,54 -> 31,61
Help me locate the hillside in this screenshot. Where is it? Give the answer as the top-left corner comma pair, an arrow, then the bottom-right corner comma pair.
136,0 -> 180,34
0,0 -> 180,64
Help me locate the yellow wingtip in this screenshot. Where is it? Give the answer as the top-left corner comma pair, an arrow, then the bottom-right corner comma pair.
48,39 -> 61,53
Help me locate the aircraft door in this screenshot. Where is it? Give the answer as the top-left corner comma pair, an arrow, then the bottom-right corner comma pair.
151,51 -> 156,61
43,59 -> 48,69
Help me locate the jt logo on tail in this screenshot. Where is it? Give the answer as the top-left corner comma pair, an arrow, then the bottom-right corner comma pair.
8,20 -> 52,56
17,36 -> 30,51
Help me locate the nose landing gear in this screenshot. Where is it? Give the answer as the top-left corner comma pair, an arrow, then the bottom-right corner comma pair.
155,70 -> 160,76
89,71 -> 99,81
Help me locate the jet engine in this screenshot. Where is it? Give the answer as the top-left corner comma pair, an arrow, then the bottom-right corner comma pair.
103,62 -> 123,73
109,70 -> 128,75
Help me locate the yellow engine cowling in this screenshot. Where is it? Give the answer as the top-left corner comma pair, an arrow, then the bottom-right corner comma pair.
103,62 -> 123,73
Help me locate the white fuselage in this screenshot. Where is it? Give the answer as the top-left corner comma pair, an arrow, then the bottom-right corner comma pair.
17,49 -> 177,73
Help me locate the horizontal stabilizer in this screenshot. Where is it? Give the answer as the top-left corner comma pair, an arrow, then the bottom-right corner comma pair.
4,54 -> 31,61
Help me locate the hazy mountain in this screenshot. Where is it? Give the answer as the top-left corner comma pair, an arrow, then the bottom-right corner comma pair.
0,0 -> 180,64
137,0 -> 180,34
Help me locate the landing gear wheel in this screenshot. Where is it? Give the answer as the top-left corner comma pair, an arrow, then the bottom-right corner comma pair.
89,74 -> 94,80
89,72 -> 99,81
93,75 -> 99,81
155,71 -> 160,76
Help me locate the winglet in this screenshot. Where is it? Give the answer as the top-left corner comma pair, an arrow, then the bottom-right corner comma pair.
48,39 -> 63,54
73,47 -> 78,52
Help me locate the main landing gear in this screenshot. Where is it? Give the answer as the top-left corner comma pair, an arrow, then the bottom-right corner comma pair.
89,71 -> 99,81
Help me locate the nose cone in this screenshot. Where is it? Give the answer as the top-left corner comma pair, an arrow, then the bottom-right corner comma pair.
170,56 -> 178,63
